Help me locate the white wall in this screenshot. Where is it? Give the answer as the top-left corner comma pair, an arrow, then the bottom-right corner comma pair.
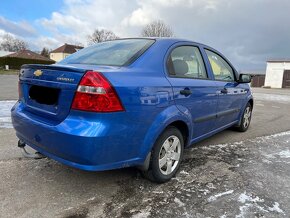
50,52 -> 71,62
265,62 -> 290,88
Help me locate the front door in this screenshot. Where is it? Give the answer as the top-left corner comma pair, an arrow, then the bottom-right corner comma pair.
204,49 -> 246,128
166,45 -> 219,139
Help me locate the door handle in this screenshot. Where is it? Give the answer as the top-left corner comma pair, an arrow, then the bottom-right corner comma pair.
180,88 -> 192,96
220,88 -> 228,94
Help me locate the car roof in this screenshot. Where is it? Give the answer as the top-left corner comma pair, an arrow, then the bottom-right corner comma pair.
116,37 -> 213,50
138,37 -> 236,73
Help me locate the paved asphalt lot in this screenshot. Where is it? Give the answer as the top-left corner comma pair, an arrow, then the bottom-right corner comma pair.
0,75 -> 290,218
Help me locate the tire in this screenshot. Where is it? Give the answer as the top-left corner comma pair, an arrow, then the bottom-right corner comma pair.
142,126 -> 184,183
236,102 -> 252,132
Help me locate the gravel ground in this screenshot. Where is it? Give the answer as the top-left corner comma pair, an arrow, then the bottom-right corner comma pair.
0,75 -> 289,218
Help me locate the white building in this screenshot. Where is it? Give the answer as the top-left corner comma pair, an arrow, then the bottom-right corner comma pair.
265,60 -> 290,88
50,44 -> 83,62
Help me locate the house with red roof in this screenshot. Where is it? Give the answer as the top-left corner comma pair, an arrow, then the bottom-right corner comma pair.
50,43 -> 83,62
0,50 -> 55,69
5,50 -> 54,62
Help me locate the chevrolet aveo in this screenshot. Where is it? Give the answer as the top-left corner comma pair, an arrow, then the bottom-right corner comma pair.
11,38 -> 253,183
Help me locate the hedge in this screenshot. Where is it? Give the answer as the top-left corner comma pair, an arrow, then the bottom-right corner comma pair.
0,57 -> 55,70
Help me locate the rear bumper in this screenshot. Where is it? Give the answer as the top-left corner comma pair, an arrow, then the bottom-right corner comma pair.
11,101 -> 144,171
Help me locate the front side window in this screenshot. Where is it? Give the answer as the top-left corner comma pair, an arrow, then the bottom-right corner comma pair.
168,46 -> 207,79
205,50 -> 235,81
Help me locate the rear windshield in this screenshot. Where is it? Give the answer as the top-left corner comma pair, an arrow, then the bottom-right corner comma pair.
59,39 -> 155,66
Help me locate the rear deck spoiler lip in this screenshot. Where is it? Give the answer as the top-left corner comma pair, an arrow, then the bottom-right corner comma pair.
21,64 -> 87,73
20,63 -> 123,73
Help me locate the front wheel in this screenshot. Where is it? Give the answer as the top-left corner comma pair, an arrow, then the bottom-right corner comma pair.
236,103 -> 252,132
142,126 -> 184,183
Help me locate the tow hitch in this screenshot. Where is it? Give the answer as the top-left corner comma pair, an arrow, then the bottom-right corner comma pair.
18,140 -> 45,159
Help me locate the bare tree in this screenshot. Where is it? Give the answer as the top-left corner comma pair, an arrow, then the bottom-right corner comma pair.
72,41 -> 84,47
87,29 -> 118,45
141,20 -> 173,37
0,34 -> 28,52
40,47 -> 50,58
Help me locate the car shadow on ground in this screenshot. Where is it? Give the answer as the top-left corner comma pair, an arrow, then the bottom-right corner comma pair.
28,131 -> 237,217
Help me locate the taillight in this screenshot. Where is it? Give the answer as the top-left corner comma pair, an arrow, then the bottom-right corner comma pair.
71,71 -> 124,112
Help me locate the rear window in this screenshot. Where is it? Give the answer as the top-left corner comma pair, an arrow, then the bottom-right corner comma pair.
59,39 -> 155,66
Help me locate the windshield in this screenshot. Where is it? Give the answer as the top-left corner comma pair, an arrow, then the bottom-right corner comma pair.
59,39 -> 155,66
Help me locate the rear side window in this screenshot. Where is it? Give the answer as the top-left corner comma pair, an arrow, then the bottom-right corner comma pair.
59,39 -> 155,66
205,49 -> 235,81
168,46 -> 207,79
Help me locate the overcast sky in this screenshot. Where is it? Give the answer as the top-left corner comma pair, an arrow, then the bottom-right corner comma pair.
1,0 -> 290,70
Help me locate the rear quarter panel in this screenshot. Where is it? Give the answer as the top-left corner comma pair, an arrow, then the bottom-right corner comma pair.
100,40 -> 194,160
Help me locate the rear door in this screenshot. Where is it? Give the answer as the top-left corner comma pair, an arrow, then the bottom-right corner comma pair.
204,49 -> 247,128
166,44 -> 219,139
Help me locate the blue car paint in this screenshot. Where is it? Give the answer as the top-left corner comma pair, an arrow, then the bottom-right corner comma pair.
11,38 -> 253,171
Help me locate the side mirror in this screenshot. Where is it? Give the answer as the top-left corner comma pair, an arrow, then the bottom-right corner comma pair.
238,74 -> 252,83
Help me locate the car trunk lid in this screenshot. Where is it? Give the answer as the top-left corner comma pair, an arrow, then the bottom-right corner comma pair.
19,64 -> 87,124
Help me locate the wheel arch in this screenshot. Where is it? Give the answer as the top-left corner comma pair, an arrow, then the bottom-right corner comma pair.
167,120 -> 190,148
248,98 -> 254,109
138,105 -> 192,166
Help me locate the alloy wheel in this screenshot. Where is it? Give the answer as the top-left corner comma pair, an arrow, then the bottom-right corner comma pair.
158,135 -> 181,175
243,106 -> 252,128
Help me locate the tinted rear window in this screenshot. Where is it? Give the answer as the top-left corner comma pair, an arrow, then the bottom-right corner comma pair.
59,39 -> 155,66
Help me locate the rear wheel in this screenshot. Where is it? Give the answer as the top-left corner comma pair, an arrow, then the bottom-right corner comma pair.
236,102 -> 252,132
142,126 -> 184,183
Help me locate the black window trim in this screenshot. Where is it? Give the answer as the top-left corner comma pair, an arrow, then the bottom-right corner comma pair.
204,48 -> 237,82
166,45 -> 210,81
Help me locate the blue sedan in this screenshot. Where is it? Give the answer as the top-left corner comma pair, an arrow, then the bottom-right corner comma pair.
11,38 -> 253,183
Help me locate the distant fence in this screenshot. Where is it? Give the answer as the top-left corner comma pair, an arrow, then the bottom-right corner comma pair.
282,70 -> 290,88
0,57 -> 55,70
251,75 -> 265,87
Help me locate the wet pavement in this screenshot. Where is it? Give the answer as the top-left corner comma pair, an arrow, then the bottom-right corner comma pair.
101,131 -> 290,218
1,130 -> 289,218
